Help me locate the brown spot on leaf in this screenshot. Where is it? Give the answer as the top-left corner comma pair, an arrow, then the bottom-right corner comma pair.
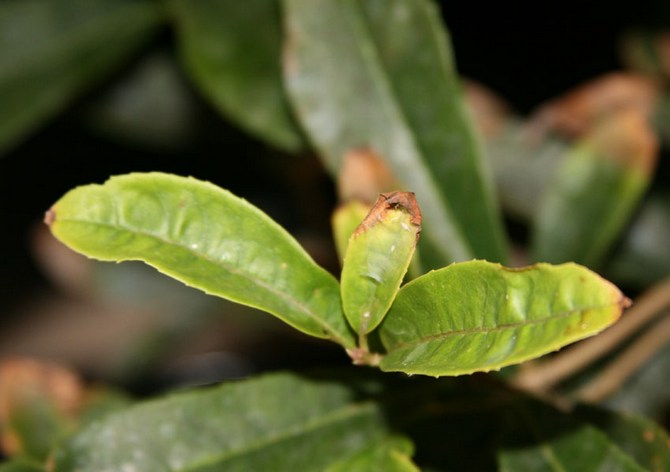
44,208 -> 56,226
354,191 -> 422,239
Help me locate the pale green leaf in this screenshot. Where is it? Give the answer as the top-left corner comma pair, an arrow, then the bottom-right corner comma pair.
0,0 -> 162,154
283,0 -> 508,267
53,372 -> 398,471
378,260 -> 627,376
47,172 -> 355,347
331,200 -> 371,264
172,0 -> 304,152
341,192 -> 420,334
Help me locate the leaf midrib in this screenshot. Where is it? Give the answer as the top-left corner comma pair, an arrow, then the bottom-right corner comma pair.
178,402 -> 379,472
385,302 -> 619,352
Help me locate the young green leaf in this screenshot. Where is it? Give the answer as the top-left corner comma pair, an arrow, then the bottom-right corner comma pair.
283,0 -> 508,267
172,0 -> 304,152
331,199 -> 371,264
0,0 -> 162,155
46,172 -> 355,348
341,192 -> 421,335
53,373 -> 403,471
378,260 -> 628,376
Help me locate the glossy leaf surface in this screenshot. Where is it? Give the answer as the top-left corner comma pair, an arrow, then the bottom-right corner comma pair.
0,0 -> 162,154
499,400 -> 645,471
53,373 -> 401,471
283,0 -> 507,266
341,192 -> 421,334
379,260 -> 627,376
47,173 -> 355,347
173,0 -> 304,152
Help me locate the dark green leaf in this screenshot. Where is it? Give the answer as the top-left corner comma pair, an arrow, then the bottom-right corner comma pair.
0,460 -> 45,472
0,0 -> 162,154
576,405 -> 670,471
172,0 -> 304,152
53,372 -> 399,471
283,0 -> 508,267
378,260 -> 627,376
47,173 -> 355,347
498,400 -> 645,472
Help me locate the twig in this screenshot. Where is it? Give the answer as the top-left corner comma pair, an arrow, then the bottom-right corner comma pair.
576,310 -> 670,403
512,277 -> 670,393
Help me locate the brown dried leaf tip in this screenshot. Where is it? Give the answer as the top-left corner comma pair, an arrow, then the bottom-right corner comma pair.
44,208 -> 56,226
354,191 -> 422,238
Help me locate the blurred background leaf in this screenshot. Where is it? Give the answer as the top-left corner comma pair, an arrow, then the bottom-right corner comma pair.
0,0 -> 164,155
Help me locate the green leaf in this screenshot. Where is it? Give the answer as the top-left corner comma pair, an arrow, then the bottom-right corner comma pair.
0,460 -> 45,472
326,436 -> 419,472
53,372 -> 400,471
0,0 -> 163,155
378,260 -> 627,376
172,0 -> 304,152
576,405 -> 670,471
341,192 -> 421,334
498,400 -> 645,472
46,172 -> 355,348
331,200 -> 371,265
531,111 -> 657,268
283,0 -> 508,267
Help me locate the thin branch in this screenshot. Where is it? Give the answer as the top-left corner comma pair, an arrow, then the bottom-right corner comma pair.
512,277 -> 670,393
576,310 -> 670,403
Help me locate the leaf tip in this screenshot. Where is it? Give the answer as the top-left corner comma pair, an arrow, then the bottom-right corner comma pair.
354,191 -> 422,238
44,208 -> 57,227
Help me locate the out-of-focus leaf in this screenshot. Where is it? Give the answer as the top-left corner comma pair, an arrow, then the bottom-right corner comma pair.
0,359 -> 84,461
46,172 -> 355,348
531,110 -> 658,268
327,436 -> 419,472
0,0 -> 163,154
341,192 -> 421,335
332,200 -> 371,264
283,0 -> 508,267
83,51 -> 198,150
576,405 -> 670,471
498,400 -> 645,471
172,0 -> 304,152
378,261 -> 627,376
606,192 -> 670,288
53,372 -> 402,471
0,460 -> 45,472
